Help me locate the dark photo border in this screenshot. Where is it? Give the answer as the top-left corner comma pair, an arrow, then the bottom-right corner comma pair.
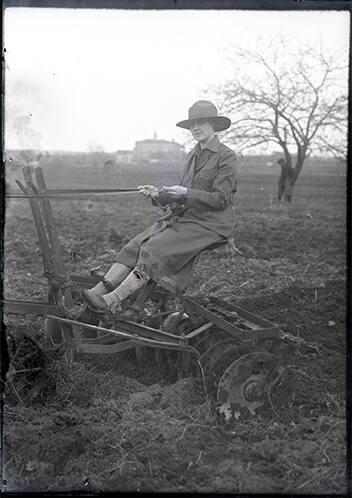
1,2 -> 351,497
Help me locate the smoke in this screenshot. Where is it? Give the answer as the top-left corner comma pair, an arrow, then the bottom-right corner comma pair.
12,114 -> 44,151
5,76 -> 49,154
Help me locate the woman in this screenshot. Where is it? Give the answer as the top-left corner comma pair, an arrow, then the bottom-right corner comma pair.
83,100 -> 237,312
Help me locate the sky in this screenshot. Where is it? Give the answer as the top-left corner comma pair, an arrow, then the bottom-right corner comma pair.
4,8 -> 350,152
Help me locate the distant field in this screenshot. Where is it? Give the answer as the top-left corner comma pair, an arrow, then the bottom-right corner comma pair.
5,151 -> 345,191
3,157 -> 347,494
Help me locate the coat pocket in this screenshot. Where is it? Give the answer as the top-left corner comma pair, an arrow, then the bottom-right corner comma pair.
194,178 -> 213,192
198,167 -> 216,180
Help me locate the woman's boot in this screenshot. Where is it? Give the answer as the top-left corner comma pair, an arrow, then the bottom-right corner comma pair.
85,267 -> 150,312
83,262 -> 130,309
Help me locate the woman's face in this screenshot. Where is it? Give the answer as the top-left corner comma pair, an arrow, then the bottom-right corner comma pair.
189,119 -> 215,144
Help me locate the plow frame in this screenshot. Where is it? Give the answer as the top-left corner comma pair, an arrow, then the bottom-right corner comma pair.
4,166 -> 287,357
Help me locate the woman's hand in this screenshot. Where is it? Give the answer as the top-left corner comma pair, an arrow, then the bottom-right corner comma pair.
162,186 -> 188,199
138,185 -> 160,199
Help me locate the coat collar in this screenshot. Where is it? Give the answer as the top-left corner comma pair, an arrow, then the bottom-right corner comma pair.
181,136 -> 220,186
196,135 -> 221,153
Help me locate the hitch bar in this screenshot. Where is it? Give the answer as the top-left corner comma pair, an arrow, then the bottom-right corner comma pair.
46,315 -> 200,357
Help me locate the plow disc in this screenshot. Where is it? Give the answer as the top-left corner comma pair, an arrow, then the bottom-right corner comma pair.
216,352 -> 286,421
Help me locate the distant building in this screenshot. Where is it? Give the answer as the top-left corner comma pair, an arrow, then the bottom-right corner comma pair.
115,150 -> 134,164
134,132 -> 185,164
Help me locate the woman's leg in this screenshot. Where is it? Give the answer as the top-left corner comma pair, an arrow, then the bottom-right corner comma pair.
131,222 -> 226,288
89,262 -> 130,295
102,266 -> 150,311
83,221 -> 161,310
84,266 -> 150,312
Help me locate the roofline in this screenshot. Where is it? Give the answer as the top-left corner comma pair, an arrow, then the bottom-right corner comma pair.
135,139 -> 183,146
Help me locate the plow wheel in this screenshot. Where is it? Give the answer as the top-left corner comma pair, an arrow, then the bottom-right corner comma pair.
216,351 -> 286,422
45,287 -> 99,346
201,342 -> 249,390
191,329 -> 228,357
183,325 -> 239,373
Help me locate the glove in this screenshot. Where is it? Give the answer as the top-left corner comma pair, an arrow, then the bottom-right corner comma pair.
161,185 -> 188,200
137,185 -> 160,199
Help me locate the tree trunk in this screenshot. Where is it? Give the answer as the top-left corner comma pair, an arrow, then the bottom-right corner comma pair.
277,160 -> 295,202
293,157 -> 305,183
283,176 -> 294,202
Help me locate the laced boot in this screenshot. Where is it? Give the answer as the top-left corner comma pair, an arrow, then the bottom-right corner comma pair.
83,262 -> 130,311
102,267 -> 150,314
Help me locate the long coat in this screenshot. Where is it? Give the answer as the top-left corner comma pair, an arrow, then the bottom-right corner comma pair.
116,136 -> 237,290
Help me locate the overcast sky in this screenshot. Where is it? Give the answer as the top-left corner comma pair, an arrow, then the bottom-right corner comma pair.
4,8 -> 350,152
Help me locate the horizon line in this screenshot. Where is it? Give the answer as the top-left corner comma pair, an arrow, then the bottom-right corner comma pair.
4,148 -> 340,159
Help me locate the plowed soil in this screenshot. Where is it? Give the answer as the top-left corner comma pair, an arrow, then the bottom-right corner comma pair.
2,161 -> 347,494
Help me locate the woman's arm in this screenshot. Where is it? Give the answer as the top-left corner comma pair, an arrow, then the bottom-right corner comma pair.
140,149 -> 237,210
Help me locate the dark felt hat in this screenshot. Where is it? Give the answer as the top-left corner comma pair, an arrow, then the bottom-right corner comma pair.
176,100 -> 231,132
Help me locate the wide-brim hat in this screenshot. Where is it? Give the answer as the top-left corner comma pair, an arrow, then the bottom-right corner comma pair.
176,100 -> 231,132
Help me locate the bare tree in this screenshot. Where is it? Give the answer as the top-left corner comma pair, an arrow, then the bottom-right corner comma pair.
214,41 -> 348,201
316,122 -> 348,163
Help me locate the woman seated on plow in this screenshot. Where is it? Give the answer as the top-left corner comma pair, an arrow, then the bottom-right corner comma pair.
83,100 -> 237,312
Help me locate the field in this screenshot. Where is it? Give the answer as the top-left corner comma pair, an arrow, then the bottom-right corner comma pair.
3,157 -> 347,494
